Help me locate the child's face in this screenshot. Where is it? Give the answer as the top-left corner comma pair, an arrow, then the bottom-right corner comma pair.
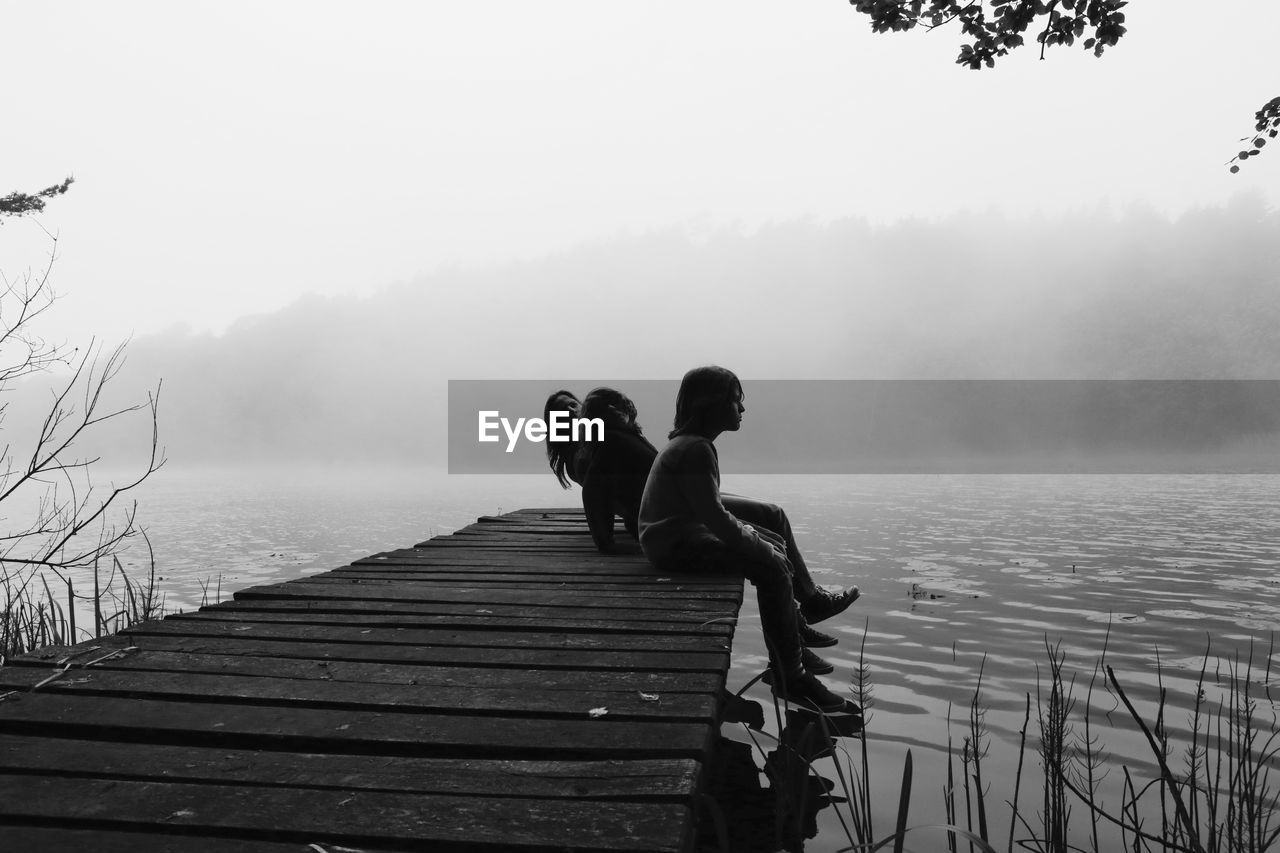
552,393 -> 579,416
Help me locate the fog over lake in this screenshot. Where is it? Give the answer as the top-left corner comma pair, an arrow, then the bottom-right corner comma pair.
5,4 -> 1280,850
10,200 -> 1279,475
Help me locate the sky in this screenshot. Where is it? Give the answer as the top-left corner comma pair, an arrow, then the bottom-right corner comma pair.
3,0 -> 1279,348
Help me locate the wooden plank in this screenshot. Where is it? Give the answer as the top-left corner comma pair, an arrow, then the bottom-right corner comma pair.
325,569 -> 733,587
350,557 -> 700,573
0,735 -> 701,800
446,531 -> 603,540
20,634 -> 730,672
351,554 -> 661,567
167,609 -> 734,637
435,537 -> 608,547
351,554 -> 676,571
234,581 -> 739,608
0,693 -> 713,760
198,597 -> 735,626
283,576 -> 735,594
0,668 -> 717,722
121,618 -> 732,654
451,525 -> 598,535
5,648 -> 724,693
0,773 -> 692,852
411,539 -> 603,550
478,513 -> 585,520
291,572 -> 733,588
342,563 -> 675,575
0,827 -> 368,853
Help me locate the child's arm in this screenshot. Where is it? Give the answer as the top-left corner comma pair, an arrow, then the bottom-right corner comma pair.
678,440 -> 777,564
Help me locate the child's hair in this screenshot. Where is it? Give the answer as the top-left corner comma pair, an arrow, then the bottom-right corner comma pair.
543,389 -> 581,488
669,366 -> 743,439
580,386 -> 640,432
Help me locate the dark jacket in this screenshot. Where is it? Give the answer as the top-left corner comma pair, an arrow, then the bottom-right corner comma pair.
579,423 -> 658,552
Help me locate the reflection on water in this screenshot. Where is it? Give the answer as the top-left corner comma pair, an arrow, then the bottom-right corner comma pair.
84,470 -> 1280,851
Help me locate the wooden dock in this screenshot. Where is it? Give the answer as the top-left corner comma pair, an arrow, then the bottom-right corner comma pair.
0,508 -> 745,852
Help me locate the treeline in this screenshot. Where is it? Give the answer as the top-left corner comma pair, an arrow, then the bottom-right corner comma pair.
21,195 -> 1278,466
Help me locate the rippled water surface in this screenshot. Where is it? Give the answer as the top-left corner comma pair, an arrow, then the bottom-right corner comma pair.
724,473 -> 1280,851
115,469 -> 1280,851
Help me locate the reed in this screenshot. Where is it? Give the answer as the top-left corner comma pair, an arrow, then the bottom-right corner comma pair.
0,571 -> 72,660
730,627 -> 1279,853
0,534 -> 168,663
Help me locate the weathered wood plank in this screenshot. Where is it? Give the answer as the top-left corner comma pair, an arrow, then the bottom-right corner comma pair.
339,564 -> 697,579
199,597 -> 733,625
0,827 -> 369,853
0,693 -> 713,759
411,539 -> 603,550
289,574 -> 736,592
234,581 -> 739,608
168,609 -> 734,636
451,524 -> 598,534
325,569 -> 734,587
350,555 -> 661,569
0,734 -> 700,799
2,645 -> 732,691
0,773 -> 692,852
18,634 -> 730,672
0,668 -> 717,722
351,554 -> 681,572
426,529 -> 596,540
122,618 -> 732,654
5,648 -> 724,693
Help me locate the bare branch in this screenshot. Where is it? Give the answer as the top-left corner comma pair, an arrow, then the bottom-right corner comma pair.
1,231 -> 165,598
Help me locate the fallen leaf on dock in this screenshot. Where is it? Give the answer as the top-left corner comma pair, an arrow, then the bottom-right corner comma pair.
588,706 -> 608,718
638,692 -> 660,701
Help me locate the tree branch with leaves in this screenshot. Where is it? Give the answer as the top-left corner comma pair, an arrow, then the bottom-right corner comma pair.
847,1 -> 1276,170
0,178 -> 74,221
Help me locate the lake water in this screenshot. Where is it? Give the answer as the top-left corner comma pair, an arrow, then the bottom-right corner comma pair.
81,469 -> 1280,850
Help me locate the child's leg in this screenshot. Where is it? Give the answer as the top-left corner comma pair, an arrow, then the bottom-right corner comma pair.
677,540 -> 803,677
722,494 -> 819,599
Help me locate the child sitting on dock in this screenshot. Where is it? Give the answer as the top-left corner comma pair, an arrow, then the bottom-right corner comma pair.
637,366 -> 860,714
575,387 -> 658,553
551,384 -> 858,675
543,389 -> 584,488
